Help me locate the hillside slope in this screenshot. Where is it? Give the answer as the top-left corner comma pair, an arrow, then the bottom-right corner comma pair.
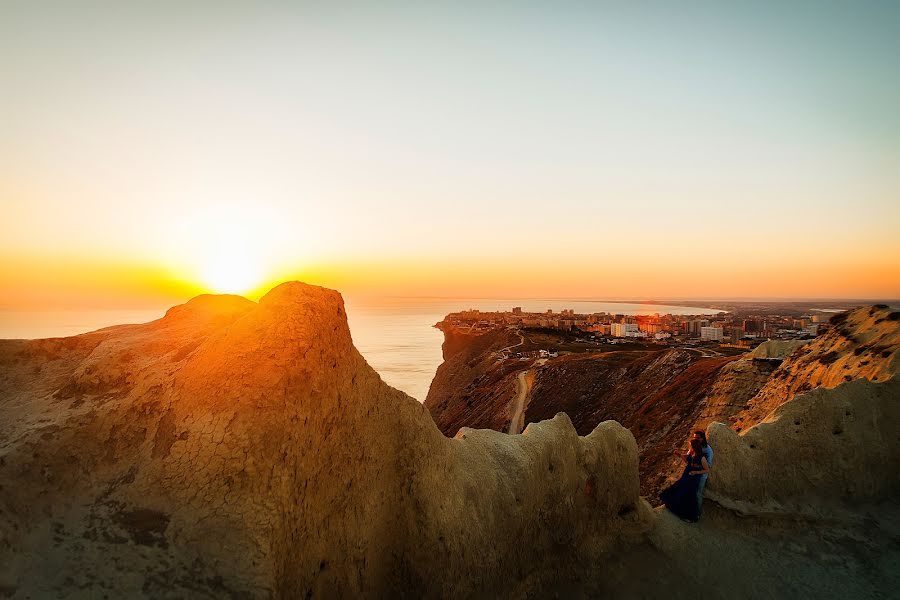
732,305 -> 898,431
424,326 -> 522,434
1,289 -> 897,598
0,283 -> 651,598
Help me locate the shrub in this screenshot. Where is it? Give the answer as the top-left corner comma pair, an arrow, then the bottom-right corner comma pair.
818,351 -> 840,365
830,312 -> 849,325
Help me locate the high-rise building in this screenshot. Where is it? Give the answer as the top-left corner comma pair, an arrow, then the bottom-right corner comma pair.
700,326 -> 724,341
611,323 -> 639,337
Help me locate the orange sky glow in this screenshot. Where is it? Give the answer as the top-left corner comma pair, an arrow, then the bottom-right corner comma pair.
2,4 -> 899,308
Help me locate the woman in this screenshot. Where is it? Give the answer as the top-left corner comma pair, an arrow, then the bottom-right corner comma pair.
659,438 -> 710,522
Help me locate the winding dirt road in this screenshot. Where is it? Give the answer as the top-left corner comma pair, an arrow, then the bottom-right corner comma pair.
507,358 -> 546,434
507,371 -> 530,434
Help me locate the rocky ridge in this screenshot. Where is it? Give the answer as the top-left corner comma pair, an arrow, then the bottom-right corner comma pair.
731,305 -> 897,430
0,286 -> 897,598
0,283 -> 649,598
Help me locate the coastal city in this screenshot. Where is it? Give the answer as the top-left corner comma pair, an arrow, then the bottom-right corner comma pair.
442,305 -> 836,359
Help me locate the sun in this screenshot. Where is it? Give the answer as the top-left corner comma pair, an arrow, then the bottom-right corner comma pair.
201,250 -> 264,295
185,210 -> 272,296
169,202 -> 295,297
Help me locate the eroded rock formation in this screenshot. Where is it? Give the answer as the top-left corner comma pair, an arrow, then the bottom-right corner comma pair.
426,306 -> 900,509
427,341 -> 742,498
0,283 -> 652,599
2,288 -> 897,599
731,305 -> 897,431
708,377 -> 900,517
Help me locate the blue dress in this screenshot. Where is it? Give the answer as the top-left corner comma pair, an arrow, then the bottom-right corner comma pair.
660,453 -> 704,522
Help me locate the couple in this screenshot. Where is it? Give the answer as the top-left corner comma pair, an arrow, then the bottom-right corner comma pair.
660,430 -> 713,522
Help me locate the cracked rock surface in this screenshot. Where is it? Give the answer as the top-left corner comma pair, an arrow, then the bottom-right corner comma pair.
0,282 -> 651,598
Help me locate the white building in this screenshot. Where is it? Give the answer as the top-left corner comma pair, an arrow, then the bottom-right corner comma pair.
611,322 -> 639,337
700,326 -> 724,341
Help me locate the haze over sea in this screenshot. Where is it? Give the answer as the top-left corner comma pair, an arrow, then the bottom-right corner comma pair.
0,297 -> 722,401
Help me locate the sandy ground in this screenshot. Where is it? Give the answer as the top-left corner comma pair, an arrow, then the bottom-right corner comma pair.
516,502 -> 900,599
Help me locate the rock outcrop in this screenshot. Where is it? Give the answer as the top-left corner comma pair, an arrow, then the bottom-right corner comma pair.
424,326 -> 523,434
732,305 -> 897,431
2,290 -> 898,599
707,377 -> 900,517
427,306 -> 900,508
748,339 -> 810,360
427,342 -> 741,498
0,283 -> 652,599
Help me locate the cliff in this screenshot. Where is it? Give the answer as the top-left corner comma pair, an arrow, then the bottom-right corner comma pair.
0,283 -> 652,598
427,306 -> 900,505
731,305 -> 898,431
427,339 -> 742,498
1,289 -> 897,598
424,324 -> 523,433
708,377 -> 900,517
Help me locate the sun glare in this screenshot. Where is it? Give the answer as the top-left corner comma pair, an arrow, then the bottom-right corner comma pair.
172,204 -> 290,297
201,251 -> 263,295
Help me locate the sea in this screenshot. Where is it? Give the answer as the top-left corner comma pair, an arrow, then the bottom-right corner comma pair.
0,298 -> 722,402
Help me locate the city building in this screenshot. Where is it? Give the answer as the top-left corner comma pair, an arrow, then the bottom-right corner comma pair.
611,323 -> 639,337
586,324 -> 611,335
700,326 -> 724,341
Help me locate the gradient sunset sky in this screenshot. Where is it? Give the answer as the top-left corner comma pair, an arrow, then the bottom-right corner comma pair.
2,1 -> 899,307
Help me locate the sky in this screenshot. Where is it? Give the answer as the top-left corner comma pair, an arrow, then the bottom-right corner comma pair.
1,1 -> 899,307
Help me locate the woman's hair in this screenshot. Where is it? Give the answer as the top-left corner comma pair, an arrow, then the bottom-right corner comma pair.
689,438 -> 704,456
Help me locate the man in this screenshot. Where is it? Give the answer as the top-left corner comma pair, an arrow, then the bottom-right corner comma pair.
692,430 -> 713,515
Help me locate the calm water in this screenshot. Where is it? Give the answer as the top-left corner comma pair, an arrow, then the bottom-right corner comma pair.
0,298 -> 721,402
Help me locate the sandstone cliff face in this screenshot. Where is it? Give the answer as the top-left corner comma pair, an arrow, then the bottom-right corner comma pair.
707,377 -> 900,517
748,339 -> 810,360
697,353 -> 779,429
700,306 -> 900,517
732,306 -> 897,431
424,326 -> 523,434
0,283 -> 651,599
526,350 -> 740,499
427,342 -> 740,499
425,305 -> 900,511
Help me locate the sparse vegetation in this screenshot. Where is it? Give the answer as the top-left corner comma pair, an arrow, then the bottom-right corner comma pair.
819,351 -> 840,365
829,311 -> 849,325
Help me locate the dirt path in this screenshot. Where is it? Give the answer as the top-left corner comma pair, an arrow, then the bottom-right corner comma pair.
507,371 -> 530,434
507,358 -> 546,434
498,330 -> 525,355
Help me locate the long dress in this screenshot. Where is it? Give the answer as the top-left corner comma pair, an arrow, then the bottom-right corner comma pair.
659,453 -> 704,522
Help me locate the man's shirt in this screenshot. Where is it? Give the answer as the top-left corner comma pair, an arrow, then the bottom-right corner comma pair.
699,445 -> 713,488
